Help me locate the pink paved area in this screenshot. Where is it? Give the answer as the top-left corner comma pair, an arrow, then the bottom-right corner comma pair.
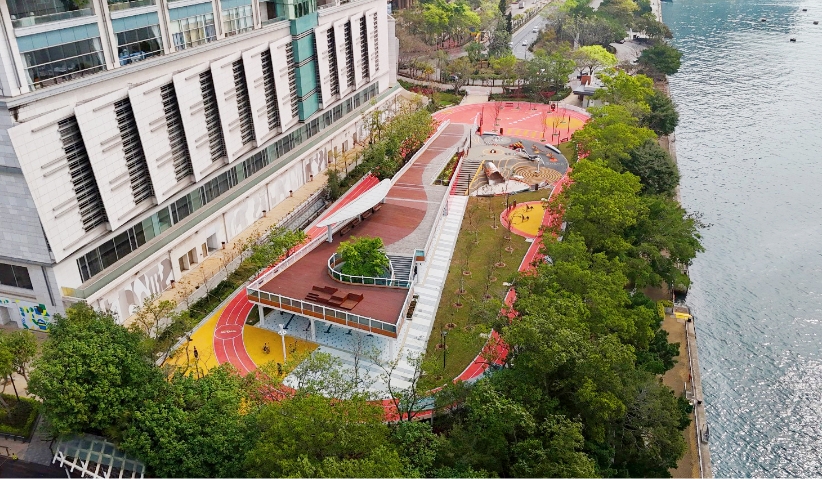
433,102 -> 589,143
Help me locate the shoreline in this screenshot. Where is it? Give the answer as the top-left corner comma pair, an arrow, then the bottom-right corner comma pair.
655,3 -> 713,476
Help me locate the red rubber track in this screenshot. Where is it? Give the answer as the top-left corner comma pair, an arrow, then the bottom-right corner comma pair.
213,174 -> 381,374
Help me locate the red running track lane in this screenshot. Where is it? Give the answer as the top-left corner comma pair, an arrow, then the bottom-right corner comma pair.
213,174 -> 382,374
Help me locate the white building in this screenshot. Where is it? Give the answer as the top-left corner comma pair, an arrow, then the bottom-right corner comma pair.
0,0 -> 400,329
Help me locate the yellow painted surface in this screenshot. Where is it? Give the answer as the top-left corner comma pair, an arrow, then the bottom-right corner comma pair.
164,308 -> 222,374
243,324 -> 318,367
675,312 -> 693,320
507,202 -> 546,237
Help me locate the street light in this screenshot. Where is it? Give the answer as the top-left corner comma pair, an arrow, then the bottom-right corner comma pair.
278,324 -> 288,361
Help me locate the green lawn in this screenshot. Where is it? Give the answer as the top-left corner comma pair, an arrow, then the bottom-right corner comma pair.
419,190 -> 550,389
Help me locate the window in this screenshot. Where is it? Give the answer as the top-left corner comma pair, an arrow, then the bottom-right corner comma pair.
199,71 -> 227,162
326,30 -> 339,96
116,25 -> 162,66
343,23 -> 354,88
359,16 -> 369,80
21,38 -> 105,89
261,50 -> 281,130
222,5 -> 253,37
0,263 -> 33,290
170,13 -> 216,50
7,0 -> 93,27
233,60 -> 255,145
286,44 -> 299,118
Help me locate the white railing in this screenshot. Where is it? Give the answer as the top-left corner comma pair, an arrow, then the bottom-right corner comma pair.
249,233 -> 326,290
391,120 -> 451,186
327,253 -> 412,288
246,288 -> 399,336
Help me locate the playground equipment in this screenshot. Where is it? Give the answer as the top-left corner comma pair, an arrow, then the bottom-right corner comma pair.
484,161 -> 505,185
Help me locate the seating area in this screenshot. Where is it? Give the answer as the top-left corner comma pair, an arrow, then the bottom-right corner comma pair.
305,285 -> 364,310
338,205 -> 382,236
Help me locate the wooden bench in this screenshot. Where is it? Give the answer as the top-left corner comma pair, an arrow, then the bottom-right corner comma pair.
372,203 -> 382,212
340,225 -> 352,236
361,210 -> 372,220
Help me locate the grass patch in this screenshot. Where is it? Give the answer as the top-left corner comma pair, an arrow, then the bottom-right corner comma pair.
0,395 -> 40,438
419,190 -> 550,389
432,90 -> 463,108
558,141 -> 577,166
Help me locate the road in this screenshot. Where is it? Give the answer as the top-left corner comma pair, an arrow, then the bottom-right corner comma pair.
511,0 -> 552,60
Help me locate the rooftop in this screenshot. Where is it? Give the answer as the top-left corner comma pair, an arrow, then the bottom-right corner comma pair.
251,123 -> 468,331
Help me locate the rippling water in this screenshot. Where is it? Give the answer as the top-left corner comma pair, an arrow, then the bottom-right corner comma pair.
663,0 -> 822,476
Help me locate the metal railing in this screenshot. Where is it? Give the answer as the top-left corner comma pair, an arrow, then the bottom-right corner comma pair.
246,288 -> 398,336
11,8 -> 93,27
327,253 -> 410,288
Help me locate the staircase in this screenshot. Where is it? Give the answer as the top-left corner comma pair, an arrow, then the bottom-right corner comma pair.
451,157 -> 484,196
388,254 -> 415,284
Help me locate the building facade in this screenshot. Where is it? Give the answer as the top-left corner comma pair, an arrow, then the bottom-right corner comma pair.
0,0 -> 400,329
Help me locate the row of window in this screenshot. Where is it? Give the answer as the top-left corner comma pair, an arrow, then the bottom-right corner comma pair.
0,263 -> 33,290
22,37 -> 106,89
76,83 -> 379,282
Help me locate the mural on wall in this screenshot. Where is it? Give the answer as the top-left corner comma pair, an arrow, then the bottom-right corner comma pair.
225,190 -> 267,240
96,258 -> 175,321
268,163 -> 303,206
0,296 -> 52,331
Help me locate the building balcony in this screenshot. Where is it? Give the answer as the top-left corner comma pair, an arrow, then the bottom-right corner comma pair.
10,8 -> 93,28
107,0 -> 155,12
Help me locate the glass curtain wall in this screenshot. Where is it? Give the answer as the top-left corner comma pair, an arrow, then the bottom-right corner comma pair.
222,4 -> 253,36
116,25 -> 163,65
21,37 -> 105,89
169,13 -> 216,50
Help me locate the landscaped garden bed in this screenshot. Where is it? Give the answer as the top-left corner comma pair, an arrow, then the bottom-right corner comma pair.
419,189 -> 551,389
0,395 -> 40,439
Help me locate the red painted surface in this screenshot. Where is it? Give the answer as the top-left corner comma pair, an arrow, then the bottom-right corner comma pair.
432,102 -> 589,143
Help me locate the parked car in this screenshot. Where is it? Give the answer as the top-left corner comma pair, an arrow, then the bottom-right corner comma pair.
522,40 -> 528,46
508,41 -> 514,49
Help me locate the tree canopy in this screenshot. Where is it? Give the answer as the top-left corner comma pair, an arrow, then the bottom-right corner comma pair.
639,42 -> 682,76
337,236 -> 391,278
28,303 -> 162,437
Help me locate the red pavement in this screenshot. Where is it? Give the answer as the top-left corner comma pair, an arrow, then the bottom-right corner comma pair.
433,102 -> 589,143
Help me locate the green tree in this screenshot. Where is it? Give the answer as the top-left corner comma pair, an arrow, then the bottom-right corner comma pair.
130,296 -> 194,364
594,70 -> 655,115
244,394 -> 402,477
444,56 -> 473,93
642,89 -> 679,135
28,303 -> 161,438
572,104 -> 657,169
120,365 -> 254,478
490,53 -> 518,85
337,236 -> 390,277
573,45 -> 617,76
623,139 -> 679,196
391,421 -> 442,477
599,0 -> 637,25
247,226 -> 308,272
625,195 -> 704,289
558,160 -> 647,254
3,329 -> 37,381
639,42 -> 682,76
0,340 -> 15,406
526,50 -> 576,98
634,12 -> 672,40
465,41 -> 485,63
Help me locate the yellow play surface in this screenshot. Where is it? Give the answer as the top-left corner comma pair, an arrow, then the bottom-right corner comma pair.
507,202 -> 547,237
163,306 -> 317,376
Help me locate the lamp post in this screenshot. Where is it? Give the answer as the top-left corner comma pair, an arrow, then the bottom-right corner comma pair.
278,324 -> 288,361
441,329 -> 448,370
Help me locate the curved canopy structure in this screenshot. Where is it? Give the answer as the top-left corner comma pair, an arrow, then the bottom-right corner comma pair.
317,179 -> 392,227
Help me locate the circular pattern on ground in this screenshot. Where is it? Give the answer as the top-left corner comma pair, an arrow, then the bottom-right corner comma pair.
484,135 -> 512,145
512,165 -> 563,183
214,325 -> 244,340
